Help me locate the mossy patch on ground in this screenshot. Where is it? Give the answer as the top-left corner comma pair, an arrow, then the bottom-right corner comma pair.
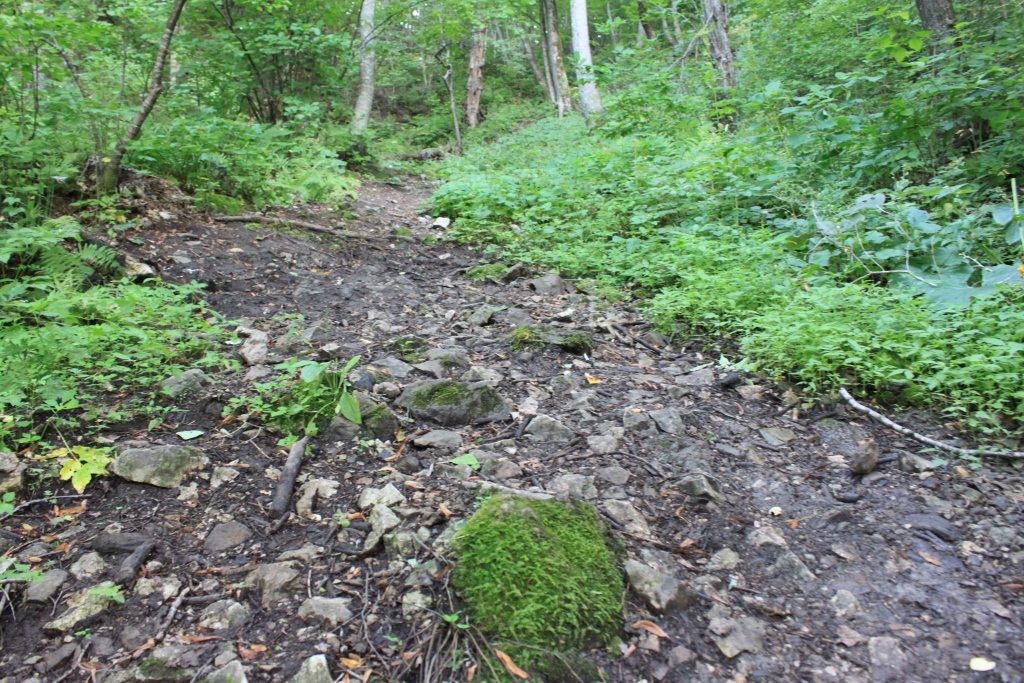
452,496 -> 623,651
408,381 -> 473,408
385,336 -> 428,363
508,325 -> 594,355
466,263 -> 508,282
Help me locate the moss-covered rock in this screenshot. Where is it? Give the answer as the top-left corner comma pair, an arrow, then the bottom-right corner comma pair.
452,496 -> 623,650
394,380 -> 510,426
385,336 -> 429,363
465,263 -> 508,282
508,324 -> 594,355
355,393 -> 399,440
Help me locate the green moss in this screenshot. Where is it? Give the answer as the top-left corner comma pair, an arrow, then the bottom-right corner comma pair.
466,263 -> 507,281
395,227 -> 413,237
363,404 -> 397,440
508,325 -> 593,355
452,496 -> 623,651
558,332 -> 594,354
409,381 -> 472,408
386,336 -> 428,363
508,325 -> 547,351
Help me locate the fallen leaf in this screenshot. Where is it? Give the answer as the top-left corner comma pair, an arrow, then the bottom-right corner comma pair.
788,519 -> 800,529
346,512 -> 365,521
679,538 -> 696,549
176,429 -> 204,441
494,649 -> 529,679
467,664 -> 478,681
836,625 -> 866,647
340,655 -> 363,668
918,550 -> 942,567
631,620 -> 669,639
239,644 -> 267,660
619,642 -> 636,658
404,481 -> 426,490
584,373 -> 602,384
228,247 -> 244,253
439,503 -> 453,518
970,657 -> 996,672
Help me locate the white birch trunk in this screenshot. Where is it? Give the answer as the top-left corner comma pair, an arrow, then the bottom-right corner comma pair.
351,0 -> 376,134
570,0 -> 603,123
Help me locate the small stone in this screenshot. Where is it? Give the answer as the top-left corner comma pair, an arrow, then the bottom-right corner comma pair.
708,613 -> 766,658
849,440 -> 880,475
588,434 -> 619,455
526,272 -> 569,295
546,474 -> 598,499
317,342 -> 345,361
111,446 -> 208,488
402,590 -> 432,618
160,369 -> 212,398
238,328 -> 269,366
649,408 -> 685,435
667,645 -> 696,665
370,356 -> 414,379
989,526 -> 1018,546
461,366 -> 504,386
624,559 -> 695,611
747,525 -> 788,548
488,460 -> 523,481
623,407 -> 655,433
831,589 -> 862,618
199,600 -> 251,631
210,467 -> 240,490
70,552 -> 107,581
204,521 -> 253,553
769,551 -> 815,583
395,454 -> 421,474
676,368 -> 715,386
525,414 -> 575,443
43,582 -> 119,634
467,305 -> 495,327
369,504 -> 401,534
245,563 -> 300,607
597,466 -> 630,485
413,360 -> 447,378
868,636 -> 908,682
295,478 -> 339,518
736,385 -> 764,401
395,380 -> 511,426
678,474 -> 725,502
357,483 -> 407,510
0,451 -> 26,494
298,597 -> 353,628
288,654 -> 333,683
905,513 -> 959,541
602,500 -> 650,535
705,548 -> 741,571
26,569 -> 68,603
135,576 -> 182,601
413,430 -> 463,449
205,660 -> 248,683
277,543 -> 320,563
373,382 -> 401,399
37,643 -> 78,674
384,531 -> 419,560
759,427 -> 796,446
830,542 -> 860,561
899,452 -> 935,473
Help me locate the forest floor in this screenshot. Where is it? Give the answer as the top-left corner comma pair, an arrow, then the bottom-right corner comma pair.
2,179 -> 1024,683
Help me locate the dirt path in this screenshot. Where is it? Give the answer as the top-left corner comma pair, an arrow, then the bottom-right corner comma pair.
2,180 -> 1023,683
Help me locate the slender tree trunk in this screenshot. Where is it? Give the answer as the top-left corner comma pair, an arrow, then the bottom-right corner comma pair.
570,0 -> 603,124
637,0 -> 656,39
670,0 -> 683,44
915,0 -> 956,37
538,25 -> 557,102
541,0 -> 572,116
435,44 -> 463,155
350,0 -> 376,134
636,20 -> 646,47
522,32 -> 551,99
99,0 -> 187,192
703,0 -> 735,88
607,3 -> 619,46
465,27 -> 486,128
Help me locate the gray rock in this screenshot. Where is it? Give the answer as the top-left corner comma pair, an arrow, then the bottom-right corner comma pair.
370,356 -> 414,379
817,418 -> 871,457
526,272 -> 570,295
588,434 -> 619,455
204,521 -> 253,553
602,500 -> 650,535
204,661 -> 248,683
384,531 -> 419,560
868,636 -> 908,682
37,642 -> 79,674
324,415 -> 361,444
461,366 -> 504,386
678,474 -> 725,502
317,342 -> 345,361
160,369 -> 212,398
357,483 -> 407,510
0,451 -> 26,494
276,543 -> 320,563
467,305 -> 494,327
395,380 -> 511,426
622,407 -> 655,434
26,569 -> 68,603
546,474 -> 597,500
288,655 -> 332,683
373,382 -> 401,399
759,427 -> 796,446
705,548 -> 741,571
246,563 -> 299,607
905,513 -> 959,541
899,452 -> 935,473
736,385 -> 764,401
849,440 -> 880,475
198,600 -> 251,631
624,559 -> 695,611
369,504 -> 402,533
831,589 -> 862,618
708,611 -> 766,658
357,394 -> 400,441
210,467 -> 239,490
747,525 -> 788,547
70,552 -> 107,581
597,466 -> 630,485
402,590 -> 432,618
550,375 -> 575,395
650,408 -> 685,435
111,446 -> 208,488
769,551 -> 816,583
297,597 -> 353,628
413,360 -> 447,378
238,328 -> 268,366
503,307 -> 533,326
135,576 -> 182,601
525,414 -> 574,443
426,347 -> 471,369
676,368 -> 715,386
43,582 -> 119,634
486,459 -> 523,481
137,644 -> 203,681
295,478 -> 339,518
989,526 -> 1019,546
647,436 -> 712,475
412,430 -> 463,449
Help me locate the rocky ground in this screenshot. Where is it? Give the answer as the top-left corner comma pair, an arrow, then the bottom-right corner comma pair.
1,179 -> 1023,683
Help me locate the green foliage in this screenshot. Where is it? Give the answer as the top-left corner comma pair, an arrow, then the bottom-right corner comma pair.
0,558 -> 42,585
465,264 -> 507,281
55,446 -> 113,493
0,492 -> 15,517
87,582 -> 125,604
228,357 -> 362,440
452,496 -> 623,650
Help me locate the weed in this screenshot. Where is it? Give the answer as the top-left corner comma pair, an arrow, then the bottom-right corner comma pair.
54,446 -> 113,493
465,264 -> 507,281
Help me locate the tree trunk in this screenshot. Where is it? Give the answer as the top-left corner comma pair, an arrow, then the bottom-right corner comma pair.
350,0 -> 376,134
522,32 -> 552,100
465,27 -> 487,128
435,44 -> 463,155
541,0 -> 572,116
607,3 -> 619,46
99,0 -> 188,192
670,0 -> 683,44
637,0 -> 656,39
570,0 -> 603,124
703,0 -> 735,88
915,0 -> 956,37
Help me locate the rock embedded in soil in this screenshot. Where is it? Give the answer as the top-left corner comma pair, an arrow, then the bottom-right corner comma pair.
0,451 -> 27,494
26,569 -> 69,603
624,559 -> 695,611
547,474 -> 598,500
237,327 -> 269,366
368,356 -> 414,379
705,548 -> 741,571
43,582 -> 120,635
70,552 -> 108,580
357,483 -> 406,509
526,272 -> 571,295
288,654 -> 333,683
747,525 -> 788,548
111,445 -> 208,488
904,513 -> 959,541
297,597 -> 352,628
524,414 -> 574,443
769,551 -> 816,583
676,368 -> 715,386
246,563 -> 300,607
412,430 -> 462,449
707,607 -> 767,658
868,636 -> 909,682
199,600 -> 251,631
460,366 -> 504,385
159,368 -> 212,398
588,434 -> 619,454
602,500 -> 651,535
849,440 -> 880,474
650,407 -> 686,435
295,478 -> 339,518
467,305 -> 494,327
210,466 -> 239,489
135,576 -> 182,602
204,521 -> 253,553
759,427 -> 796,446
394,380 -> 511,426
205,660 -> 248,683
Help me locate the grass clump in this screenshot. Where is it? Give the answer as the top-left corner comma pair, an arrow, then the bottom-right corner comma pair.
386,336 -> 428,363
452,496 -> 623,651
465,263 -> 508,282
508,325 -> 594,355
409,381 -> 472,408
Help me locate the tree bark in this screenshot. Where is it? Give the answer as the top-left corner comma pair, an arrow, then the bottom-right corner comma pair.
435,44 -> 463,155
350,0 -> 376,134
570,0 -> 603,124
703,0 -> 735,88
465,27 -> 487,128
540,0 -> 572,116
637,0 -> 656,39
522,31 -> 553,100
915,0 -> 956,37
99,0 -> 187,192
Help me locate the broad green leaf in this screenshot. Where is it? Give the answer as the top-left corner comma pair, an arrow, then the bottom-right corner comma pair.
448,453 -> 481,470
300,362 -> 325,383
176,430 -> 204,440
337,391 -> 362,424
992,204 -> 1016,226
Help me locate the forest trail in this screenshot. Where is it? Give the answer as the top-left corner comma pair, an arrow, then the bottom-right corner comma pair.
3,179 -> 1023,683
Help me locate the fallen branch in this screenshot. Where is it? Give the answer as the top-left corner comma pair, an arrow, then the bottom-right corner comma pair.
611,323 -> 676,358
269,436 -> 309,519
213,214 -> 415,243
114,540 -> 157,587
838,387 -> 1024,461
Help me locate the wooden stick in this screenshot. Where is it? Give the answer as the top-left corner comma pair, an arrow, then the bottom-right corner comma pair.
213,214 -> 415,243
269,436 -> 309,519
114,540 -> 157,587
838,387 -> 1024,461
